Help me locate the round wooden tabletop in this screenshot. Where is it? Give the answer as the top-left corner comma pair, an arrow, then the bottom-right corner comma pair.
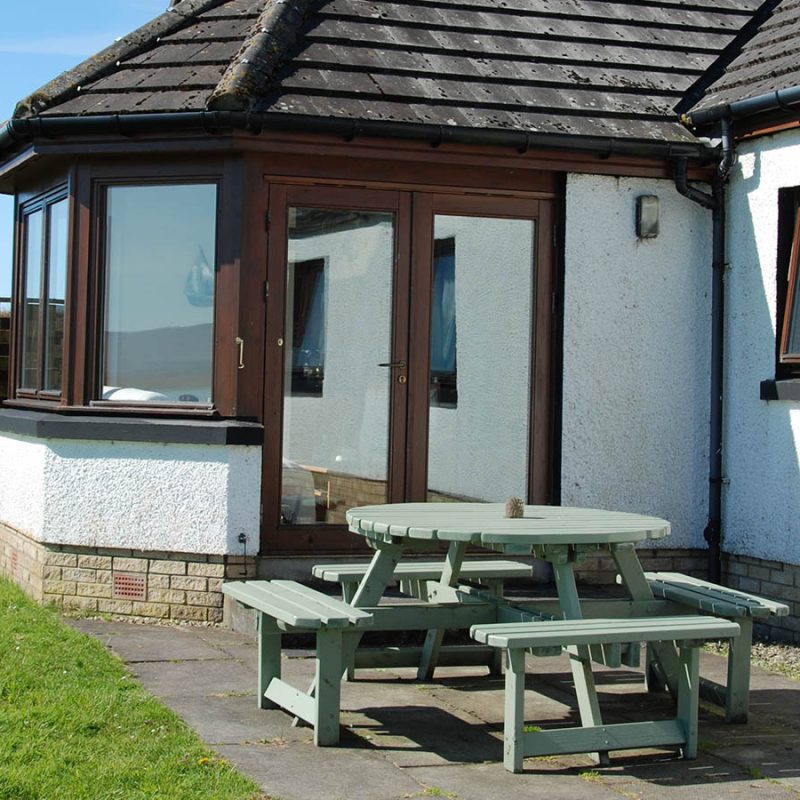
346,502 -> 670,547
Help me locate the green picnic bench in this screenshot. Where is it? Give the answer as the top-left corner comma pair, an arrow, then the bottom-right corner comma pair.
471,615 -> 740,772
640,572 -> 790,722
221,579 -> 373,745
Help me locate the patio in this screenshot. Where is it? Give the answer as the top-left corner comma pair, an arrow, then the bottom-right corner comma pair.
69,615 -> 800,800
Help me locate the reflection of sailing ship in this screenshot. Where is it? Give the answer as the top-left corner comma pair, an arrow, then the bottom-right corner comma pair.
183,246 -> 214,307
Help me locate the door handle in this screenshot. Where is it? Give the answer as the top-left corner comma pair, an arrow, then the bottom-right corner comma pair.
378,361 -> 407,369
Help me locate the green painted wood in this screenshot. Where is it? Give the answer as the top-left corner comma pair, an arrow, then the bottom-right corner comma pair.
505,648 -> 526,772
222,580 -> 373,629
724,616 -> 753,723
520,719 -> 686,758
270,580 -> 373,625
314,628 -> 343,746
353,644 -> 496,669
263,677 -> 316,724
471,616 -> 740,649
644,572 -> 789,617
312,559 -> 533,583
552,558 -> 608,765
418,541 -> 467,680
676,645 -> 699,758
257,614 -> 281,711
346,503 -> 670,550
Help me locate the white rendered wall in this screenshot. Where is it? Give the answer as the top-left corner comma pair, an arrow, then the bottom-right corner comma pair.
0,433 -> 260,555
562,174 -> 712,548
724,129 -> 800,566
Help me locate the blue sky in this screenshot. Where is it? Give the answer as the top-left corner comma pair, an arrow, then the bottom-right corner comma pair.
0,0 -> 168,300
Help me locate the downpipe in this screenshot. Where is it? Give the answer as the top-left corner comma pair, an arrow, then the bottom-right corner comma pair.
673,117 -> 734,584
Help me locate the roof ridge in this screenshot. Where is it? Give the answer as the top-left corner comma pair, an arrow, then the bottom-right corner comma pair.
208,0 -> 315,111
13,0 -> 228,119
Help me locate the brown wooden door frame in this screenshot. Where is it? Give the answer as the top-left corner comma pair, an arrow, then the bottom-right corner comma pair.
262,184 -> 412,553
261,185 -> 556,555
405,193 -> 555,504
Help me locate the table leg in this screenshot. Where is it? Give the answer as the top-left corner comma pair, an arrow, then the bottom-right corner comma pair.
551,553 -> 610,766
417,541 -> 466,680
611,544 -> 681,700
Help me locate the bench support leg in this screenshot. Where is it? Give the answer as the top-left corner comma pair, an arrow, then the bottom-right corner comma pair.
314,628 -> 344,746
504,648 -> 526,773
258,613 -> 281,710
552,556 -> 609,766
676,644 -> 700,758
725,617 -> 751,723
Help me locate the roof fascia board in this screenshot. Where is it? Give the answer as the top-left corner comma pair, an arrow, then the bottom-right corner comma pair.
0,111 -> 717,168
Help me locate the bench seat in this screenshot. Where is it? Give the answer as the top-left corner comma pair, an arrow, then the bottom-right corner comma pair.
312,559 -> 533,601
222,579 -> 372,745
471,615 -> 740,772
642,572 -> 789,722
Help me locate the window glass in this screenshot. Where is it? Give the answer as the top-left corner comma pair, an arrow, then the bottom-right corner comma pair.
281,207 -> 394,525
102,184 -> 217,404
427,215 -> 534,503
430,237 -> 457,407
44,199 -> 68,391
20,209 -> 43,389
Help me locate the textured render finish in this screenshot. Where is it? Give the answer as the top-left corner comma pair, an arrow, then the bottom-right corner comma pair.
0,433 -> 260,555
0,434 -> 46,539
724,130 -> 800,566
562,174 -> 712,549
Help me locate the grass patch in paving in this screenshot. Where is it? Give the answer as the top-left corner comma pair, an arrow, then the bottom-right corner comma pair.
0,578 -> 266,800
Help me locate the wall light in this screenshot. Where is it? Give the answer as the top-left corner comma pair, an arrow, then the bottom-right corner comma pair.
636,195 -> 659,238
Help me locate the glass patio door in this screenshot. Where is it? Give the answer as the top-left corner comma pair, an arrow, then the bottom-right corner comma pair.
264,187 -> 554,552
264,186 -> 411,551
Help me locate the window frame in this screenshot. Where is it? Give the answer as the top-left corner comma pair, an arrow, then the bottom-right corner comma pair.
90,177 -> 222,412
778,193 -> 800,374
14,184 -> 71,402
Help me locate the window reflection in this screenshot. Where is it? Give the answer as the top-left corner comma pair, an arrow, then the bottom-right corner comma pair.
282,207 -> 394,525
102,184 -> 217,404
427,215 -> 534,504
44,199 -> 68,392
21,210 -> 43,389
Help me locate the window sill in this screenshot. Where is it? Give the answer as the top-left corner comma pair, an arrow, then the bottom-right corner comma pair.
760,379 -> 800,401
0,407 -> 263,445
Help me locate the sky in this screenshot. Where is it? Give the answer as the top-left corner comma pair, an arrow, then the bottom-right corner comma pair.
0,0 -> 168,302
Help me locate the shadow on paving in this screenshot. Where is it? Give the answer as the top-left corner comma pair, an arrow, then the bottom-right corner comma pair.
67,618 -> 800,800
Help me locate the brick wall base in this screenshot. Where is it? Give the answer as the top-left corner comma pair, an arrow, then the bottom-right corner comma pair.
723,552 -> 800,644
0,522 -> 255,623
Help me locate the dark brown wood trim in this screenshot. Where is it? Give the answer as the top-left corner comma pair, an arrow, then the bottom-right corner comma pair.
406,192 -> 434,500
779,208 -> 800,364
530,198 -> 556,504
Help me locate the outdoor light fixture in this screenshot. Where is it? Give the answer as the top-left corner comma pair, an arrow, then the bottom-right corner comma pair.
636,195 -> 659,238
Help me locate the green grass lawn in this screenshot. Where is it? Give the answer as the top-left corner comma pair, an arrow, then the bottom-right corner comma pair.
0,577 -> 267,800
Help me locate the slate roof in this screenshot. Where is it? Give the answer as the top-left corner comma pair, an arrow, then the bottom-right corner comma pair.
690,0 -> 800,118
13,0 -> 766,148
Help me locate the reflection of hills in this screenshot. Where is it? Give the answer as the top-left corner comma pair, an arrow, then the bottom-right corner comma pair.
105,323 -> 212,389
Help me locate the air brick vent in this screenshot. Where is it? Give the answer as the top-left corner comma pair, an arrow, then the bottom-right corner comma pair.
113,572 -> 146,601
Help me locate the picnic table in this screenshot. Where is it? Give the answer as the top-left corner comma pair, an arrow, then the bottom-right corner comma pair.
225,502 -> 774,768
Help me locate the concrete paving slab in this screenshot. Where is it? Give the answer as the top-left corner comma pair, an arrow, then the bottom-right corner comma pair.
71,617 -> 800,800
68,618 -> 229,662
128,655 -> 255,698
214,741 -> 424,800
406,762 -> 622,800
